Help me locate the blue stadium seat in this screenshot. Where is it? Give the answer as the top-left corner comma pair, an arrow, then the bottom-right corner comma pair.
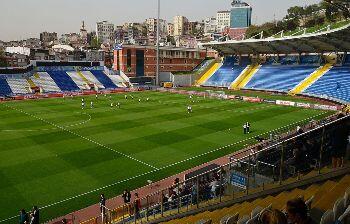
204,57 -> 245,87
89,70 -> 117,89
0,79 -> 13,96
304,66 -> 350,102
245,65 -> 317,92
48,71 -> 80,92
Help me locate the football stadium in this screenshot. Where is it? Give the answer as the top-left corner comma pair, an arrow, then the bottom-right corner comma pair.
1,1 -> 350,224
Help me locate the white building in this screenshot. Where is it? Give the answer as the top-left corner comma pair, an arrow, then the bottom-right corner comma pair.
96,21 -> 115,44
5,46 -> 31,56
145,18 -> 167,35
204,17 -> 217,34
216,11 -> 231,32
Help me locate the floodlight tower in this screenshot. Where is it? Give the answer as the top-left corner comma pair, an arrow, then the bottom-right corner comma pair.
156,0 -> 160,86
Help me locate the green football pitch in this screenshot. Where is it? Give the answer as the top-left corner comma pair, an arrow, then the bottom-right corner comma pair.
0,91 -> 333,222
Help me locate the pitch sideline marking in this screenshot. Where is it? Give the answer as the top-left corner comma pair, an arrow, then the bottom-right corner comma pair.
3,104 -> 159,170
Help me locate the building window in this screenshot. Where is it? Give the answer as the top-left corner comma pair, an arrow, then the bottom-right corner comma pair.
127,49 -> 132,68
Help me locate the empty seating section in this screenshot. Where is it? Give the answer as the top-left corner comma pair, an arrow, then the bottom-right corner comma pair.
0,79 -> 13,96
304,66 -> 350,102
204,57 -> 245,87
32,72 -> 61,92
245,66 -> 317,92
80,71 -> 104,89
108,75 -> 126,88
66,72 -> 88,90
47,71 -> 80,92
89,70 -> 117,89
164,175 -> 350,224
7,78 -> 30,94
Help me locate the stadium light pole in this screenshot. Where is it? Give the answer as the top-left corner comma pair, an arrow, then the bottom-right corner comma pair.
156,0 -> 160,86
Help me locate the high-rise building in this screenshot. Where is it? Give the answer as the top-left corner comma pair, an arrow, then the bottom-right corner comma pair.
216,11 -> 231,32
145,18 -> 167,36
167,23 -> 174,36
173,16 -> 189,36
230,0 -> 252,29
96,21 -> 115,44
229,0 -> 252,40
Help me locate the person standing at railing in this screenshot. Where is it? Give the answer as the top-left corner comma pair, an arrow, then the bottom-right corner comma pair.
133,193 -> 141,220
19,209 -> 28,224
122,189 -> 131,214
331,114 -> 349,168
29,206 -> 39,224
99,194 -> 106,217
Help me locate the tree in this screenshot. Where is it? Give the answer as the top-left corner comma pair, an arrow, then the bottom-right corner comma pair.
90,36 -> 101,49
0,49 -> 8,67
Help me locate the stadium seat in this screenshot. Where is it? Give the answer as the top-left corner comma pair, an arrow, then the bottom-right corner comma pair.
80,71 -> 105,89
48,71 -> 80,91
6,78 -> 30,94
31,72 -> 61,92
204,57 -> 245,88
319,210 -> 334,224
304,66 -> 350,102
89,70 -> 118,89
161,175 -> 350,224
0,79 -> 13,96
245,65 -> 318,92
66,71 -> 89,90
333,198 -> 346,220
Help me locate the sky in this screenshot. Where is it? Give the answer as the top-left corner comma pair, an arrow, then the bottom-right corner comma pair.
0,0 -> 321,41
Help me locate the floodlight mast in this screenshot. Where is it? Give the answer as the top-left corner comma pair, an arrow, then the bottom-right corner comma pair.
156,0 -> 160,86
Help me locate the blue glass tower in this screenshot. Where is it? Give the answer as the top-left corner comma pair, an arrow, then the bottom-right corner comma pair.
230,0 -> 252,28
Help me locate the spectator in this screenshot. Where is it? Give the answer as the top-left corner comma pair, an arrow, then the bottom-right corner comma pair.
99,194 -> 106,215
330,114 -> 349,168
29,206 -> 39,224
133,193 -> 141,220
122,189 -> 131,204
61,218 -> 67,224
19,209 -> 28,224
259,209 -> 287,224
286,198 -> 311,224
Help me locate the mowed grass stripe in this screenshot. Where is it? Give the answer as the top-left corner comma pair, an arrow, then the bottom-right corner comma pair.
0,92 -> 331,222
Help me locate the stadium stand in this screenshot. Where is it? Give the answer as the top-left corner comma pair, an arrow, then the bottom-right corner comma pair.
204,57 -> 245,88
290,64 -> 333,95
7,78 -> 30,94
89,70 -> 117,89
0,78 -> 13,96
80,71 -> 105,89
196,62 -> 222,85
66,71 -> 89,90
32,72 -> 61,92
47,71 -> 80,92
304,66 -> 350,103
244,65 -> 318,92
